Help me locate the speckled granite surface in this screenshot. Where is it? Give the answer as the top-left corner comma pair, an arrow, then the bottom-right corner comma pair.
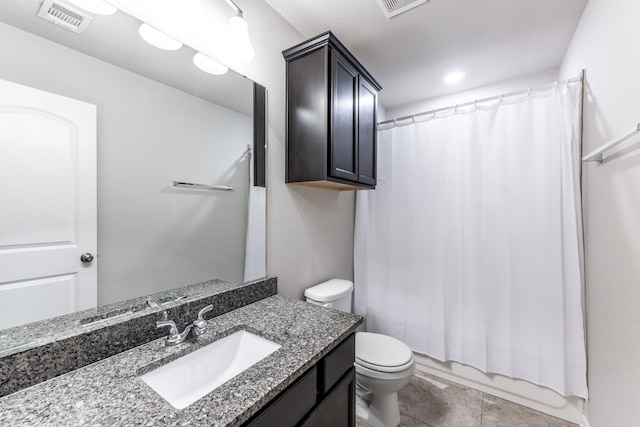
0,295 -> 362,426
0,277 -> 277,398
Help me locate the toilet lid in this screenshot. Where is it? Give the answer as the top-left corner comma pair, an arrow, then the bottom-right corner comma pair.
355,332 -> 414,373
304,279 -> 353,303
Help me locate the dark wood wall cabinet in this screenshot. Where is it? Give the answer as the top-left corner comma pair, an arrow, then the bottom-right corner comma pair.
244,333 -> 356,427
283,32 -> 382,191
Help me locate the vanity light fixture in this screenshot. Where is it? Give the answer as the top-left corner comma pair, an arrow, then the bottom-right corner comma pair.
193,52 -> 229,75
67,0 -> 117,15
223,0 -> 255,63
138,23 -> 183,51
443,71 -> 466,84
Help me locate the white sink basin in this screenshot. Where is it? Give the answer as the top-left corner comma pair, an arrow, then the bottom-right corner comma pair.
140,330 -> 281,409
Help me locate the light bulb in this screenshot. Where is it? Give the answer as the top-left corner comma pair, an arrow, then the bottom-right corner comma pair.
193,53 -> 228,75
225,15 -> 254,63
67,0 -> 117,15
138,24 -> 183,51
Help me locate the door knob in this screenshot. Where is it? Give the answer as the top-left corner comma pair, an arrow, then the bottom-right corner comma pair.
80,253 -> 94,263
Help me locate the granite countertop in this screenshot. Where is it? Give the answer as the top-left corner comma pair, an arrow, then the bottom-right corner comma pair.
0,295 -> 362,426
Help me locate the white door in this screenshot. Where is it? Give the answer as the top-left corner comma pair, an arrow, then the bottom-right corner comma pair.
0,79 -> 97,329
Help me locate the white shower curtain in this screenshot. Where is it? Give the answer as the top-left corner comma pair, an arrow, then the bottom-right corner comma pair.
354,81 -> 587,398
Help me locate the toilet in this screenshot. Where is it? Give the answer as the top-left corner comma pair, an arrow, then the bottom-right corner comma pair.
305,279 -> 415,427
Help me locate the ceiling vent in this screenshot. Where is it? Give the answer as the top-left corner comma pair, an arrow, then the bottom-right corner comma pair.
37,0 -> 92,34
376,0 -> 430,18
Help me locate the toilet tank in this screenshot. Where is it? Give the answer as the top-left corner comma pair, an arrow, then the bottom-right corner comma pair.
304,279 -> 354,313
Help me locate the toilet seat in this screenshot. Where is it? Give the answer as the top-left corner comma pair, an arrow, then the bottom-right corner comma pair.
355,360 -> 415,381
355,332 -> 414,373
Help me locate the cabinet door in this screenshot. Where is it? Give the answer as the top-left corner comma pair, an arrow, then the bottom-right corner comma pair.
302,368 -> 356,427
319,333 -> 355,394
358,77 -> 377,186
244,367 -> 317,427
330,50 -> 358,182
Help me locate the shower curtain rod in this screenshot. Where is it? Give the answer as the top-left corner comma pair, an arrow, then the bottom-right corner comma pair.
377,75 -> 583,130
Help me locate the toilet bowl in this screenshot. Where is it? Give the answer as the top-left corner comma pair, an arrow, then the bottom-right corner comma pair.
354,332 -> 415,427
304,279 -> 415,427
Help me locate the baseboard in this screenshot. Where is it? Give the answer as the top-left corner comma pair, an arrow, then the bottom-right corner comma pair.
413,353 -> 586,425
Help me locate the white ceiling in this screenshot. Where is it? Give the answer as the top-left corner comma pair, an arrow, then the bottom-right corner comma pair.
265,0 -> 589,109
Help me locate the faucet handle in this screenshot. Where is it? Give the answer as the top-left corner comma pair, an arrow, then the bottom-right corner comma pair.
157,319 -> 178,336
197,304 -> 213,320
192,304 -> 213,336
147,299 -> 161,308
157,320 -> 192,346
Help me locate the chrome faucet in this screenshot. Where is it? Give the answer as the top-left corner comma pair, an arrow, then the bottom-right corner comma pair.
156,304 -> 213,346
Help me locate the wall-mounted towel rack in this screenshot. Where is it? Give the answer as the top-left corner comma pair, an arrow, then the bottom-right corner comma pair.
172,181 -> 233,191
583,123 -> 640,162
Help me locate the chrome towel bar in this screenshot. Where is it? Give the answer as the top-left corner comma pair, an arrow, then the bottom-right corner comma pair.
583,123 -> 640,162
172,181 -> 233,191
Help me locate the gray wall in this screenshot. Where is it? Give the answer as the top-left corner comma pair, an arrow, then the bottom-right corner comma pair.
0,22 -> 252,305
560,0 -> 640,425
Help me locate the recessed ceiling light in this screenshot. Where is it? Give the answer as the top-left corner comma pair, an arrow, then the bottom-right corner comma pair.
67,0 -> 117,15
443,71 -> 466,84
193,53 -> 228,75
138,24 -> 183,51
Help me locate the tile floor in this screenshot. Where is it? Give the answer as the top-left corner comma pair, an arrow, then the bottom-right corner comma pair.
356,370 -> 578,427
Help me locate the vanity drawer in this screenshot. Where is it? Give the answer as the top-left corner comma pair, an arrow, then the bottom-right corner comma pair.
245,366 -> 317,427
318,333 -> 355,394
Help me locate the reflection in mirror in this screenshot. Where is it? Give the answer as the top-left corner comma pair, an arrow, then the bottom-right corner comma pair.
0,0 -> 266,348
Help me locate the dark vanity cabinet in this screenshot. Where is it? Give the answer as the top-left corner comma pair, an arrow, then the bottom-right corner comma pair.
245,334 -> 356,427
283,32 -> 382,191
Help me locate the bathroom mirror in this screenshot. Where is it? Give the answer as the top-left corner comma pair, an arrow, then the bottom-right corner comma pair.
0,0 -> 266,346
